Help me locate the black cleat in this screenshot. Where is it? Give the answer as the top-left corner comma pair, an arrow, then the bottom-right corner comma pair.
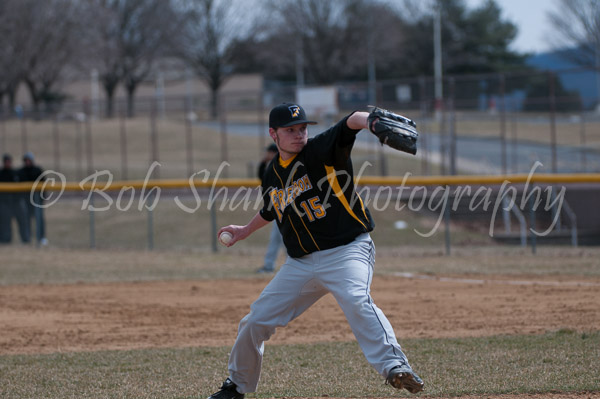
386,366 -> 424,394
208,378 -> 244,399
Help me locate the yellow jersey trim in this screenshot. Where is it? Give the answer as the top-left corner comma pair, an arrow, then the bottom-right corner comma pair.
278,154 -> 297,168
297,209 -> 320,251
324,165 -> 367,230
272,164 -> 284,186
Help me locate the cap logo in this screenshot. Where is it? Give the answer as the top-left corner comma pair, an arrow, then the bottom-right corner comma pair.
288,105 -> 300,118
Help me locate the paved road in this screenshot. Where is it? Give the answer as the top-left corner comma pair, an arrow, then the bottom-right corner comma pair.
423,134 -> 600,174
199,121 -> 600,174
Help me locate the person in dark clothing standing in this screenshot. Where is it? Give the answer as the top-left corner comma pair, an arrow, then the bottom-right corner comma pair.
256,143 -> 284,273
17,152 -> 48,246
0,154 -> 18,243
257,143 -> 278,182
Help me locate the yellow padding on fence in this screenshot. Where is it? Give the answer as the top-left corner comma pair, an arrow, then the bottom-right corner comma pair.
358,173 -> 600,186
1,174 -> 600,193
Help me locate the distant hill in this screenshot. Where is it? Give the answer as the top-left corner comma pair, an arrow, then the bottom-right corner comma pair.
527,48 -> 598,109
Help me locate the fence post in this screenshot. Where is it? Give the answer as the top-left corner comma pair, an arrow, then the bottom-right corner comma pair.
499,74 -> 507,175
448,78 -> 456,175
147,191 -> 155,250
75,118 -> 83,181
502,196 -> 512,234
378,144 -> 388,176
20,109 -> 28,155
53,114 -> 60,172
439,99 -> 447,176
258,92 -> 265,155
550,187 -> 562,231
579,112 -> 587,172
185,102 -> 194,178
83,100 -> 93,175
444,186 -> 451,255
219,94 -> 229,178
210,205 -> 218,253
548,72 -> 558,174
529,192 -> 537,255
419,76 -> 430,176
119,106 -> 128,180
150,99 -> 159,179
89,193 -> 96,249
1,107 -> 6,153
510,98 -> 518,173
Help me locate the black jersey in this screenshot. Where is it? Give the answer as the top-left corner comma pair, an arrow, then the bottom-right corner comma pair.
260,114 -> 374,258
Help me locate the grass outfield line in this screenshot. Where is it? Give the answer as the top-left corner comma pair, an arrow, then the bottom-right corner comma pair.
2,246 -> 600,286
0,331 -> 597,398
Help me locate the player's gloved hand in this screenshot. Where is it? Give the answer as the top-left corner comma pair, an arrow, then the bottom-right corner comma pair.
367,107 -> 418,155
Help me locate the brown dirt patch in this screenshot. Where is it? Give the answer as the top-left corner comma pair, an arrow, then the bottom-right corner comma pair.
1,274 -> 599,355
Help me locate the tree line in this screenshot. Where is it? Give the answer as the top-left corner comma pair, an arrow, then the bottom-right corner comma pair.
0,0 -> 596,118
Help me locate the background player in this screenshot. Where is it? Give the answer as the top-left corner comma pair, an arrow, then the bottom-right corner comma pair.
17,152 -> 48,246
256,143 -> 284,273
210,103 -> 424,399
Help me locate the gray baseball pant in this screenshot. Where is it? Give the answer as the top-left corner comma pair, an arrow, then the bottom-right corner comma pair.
228,233 -> 412,393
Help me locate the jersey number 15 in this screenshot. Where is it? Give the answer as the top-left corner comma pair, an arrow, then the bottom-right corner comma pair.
298,196 -> 326,222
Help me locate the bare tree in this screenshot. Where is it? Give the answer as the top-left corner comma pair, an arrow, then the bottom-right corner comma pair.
119,0 -> 179,117
20,0 -> 84,116
343,0 -> 406,81
548,0 -> 600,65
83,0 -> 178,118
0,0 -> 82,116
80,1 -> 121,118
547,0 -> 600,106
261,0 -> 404,85
173,0 -> 257,118
269,0 -> 351,84
0,0 -> 23,111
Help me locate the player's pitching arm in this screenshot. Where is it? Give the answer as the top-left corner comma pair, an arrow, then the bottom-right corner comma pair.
347,111 -> 369,131
217,212 -> 271,247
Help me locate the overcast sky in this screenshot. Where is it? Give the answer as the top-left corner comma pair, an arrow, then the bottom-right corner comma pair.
465,0 -> 557,54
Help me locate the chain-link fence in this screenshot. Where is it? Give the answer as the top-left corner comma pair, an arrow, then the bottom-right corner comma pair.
1,67 -> 599,181
1,67 -> 600,251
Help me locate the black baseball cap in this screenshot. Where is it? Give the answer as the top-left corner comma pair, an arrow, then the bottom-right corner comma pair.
269,103 -> 317,128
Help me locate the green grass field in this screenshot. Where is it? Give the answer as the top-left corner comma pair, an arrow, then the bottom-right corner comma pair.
1,331 -> 598,399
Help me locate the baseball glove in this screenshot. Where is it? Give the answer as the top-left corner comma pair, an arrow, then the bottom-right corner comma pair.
367,107 -> 418,155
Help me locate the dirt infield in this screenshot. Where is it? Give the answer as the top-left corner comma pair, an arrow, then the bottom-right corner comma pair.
2,274 -> 599,356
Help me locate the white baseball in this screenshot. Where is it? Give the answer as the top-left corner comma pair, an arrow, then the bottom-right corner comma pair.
219,231 -> 233,245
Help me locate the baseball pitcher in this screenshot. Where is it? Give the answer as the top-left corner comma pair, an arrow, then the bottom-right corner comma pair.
210,103 -> 423,398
